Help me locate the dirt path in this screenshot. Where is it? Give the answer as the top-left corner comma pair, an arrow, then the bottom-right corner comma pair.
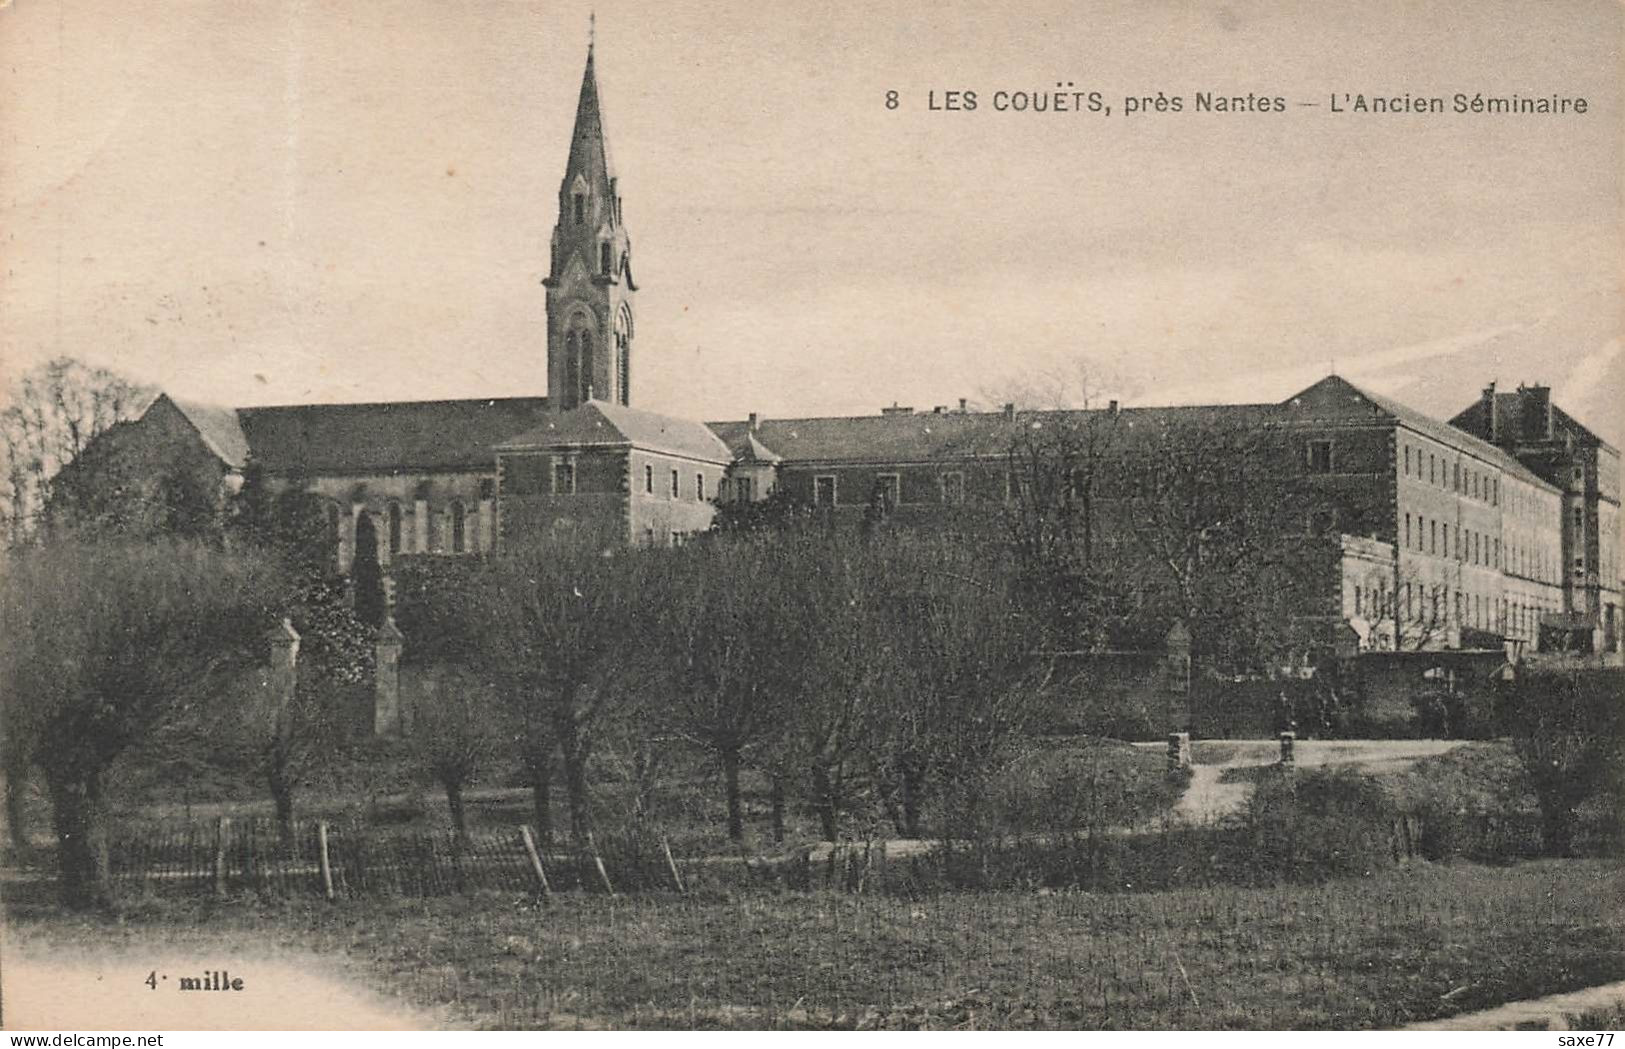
0,939 -> 447,1030
1405,980 -> 1625,1030
1140,739 -> 1469,824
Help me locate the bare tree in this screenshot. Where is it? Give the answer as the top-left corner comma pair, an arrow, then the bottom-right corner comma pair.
475,535 -> 642,843
410,666 -> 510,842
648,537 -> 812,842
997,365 -> 1132,650
0,538 -> 277,907
1498,667 -> 1623,857
860,532 -> 1042,838
0,357 -> 152,546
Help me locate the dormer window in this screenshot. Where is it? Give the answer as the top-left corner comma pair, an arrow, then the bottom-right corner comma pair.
573,193 -> 585,225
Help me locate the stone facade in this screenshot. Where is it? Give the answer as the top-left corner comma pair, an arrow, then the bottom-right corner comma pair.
57,43 -> 1622,707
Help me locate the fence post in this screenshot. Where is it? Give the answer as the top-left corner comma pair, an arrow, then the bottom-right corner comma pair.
317,821 -> 335,900
1167,732 -> 1191,773
660,833 -> 686,894
373,617 -> 405,737
214,817 -> 230,896
519,824 -> 553,899
587,831 -> 616,896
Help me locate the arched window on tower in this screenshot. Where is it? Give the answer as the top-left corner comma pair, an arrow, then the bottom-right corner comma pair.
615,307 -> 631,406
577,330 -> 594,402
573,193 -> 585,225
564,331 -> 581,408
600,242 -> 613,275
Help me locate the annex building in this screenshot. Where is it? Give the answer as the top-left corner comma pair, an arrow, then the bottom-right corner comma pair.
60,44 -> 1623,665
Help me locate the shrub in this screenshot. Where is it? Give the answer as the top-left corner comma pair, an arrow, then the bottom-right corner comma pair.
1227,766 -> 1402,883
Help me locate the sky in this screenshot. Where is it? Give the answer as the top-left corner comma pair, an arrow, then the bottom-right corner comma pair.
1,0 -> 1620,442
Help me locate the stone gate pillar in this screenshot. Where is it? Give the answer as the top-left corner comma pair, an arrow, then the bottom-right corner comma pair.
266,618 -> 300,709
374,616 -> 405,737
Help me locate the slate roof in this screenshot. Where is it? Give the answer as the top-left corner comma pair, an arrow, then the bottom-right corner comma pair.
237,397 -> 549,475
1286,376 -> 1556,491
705,402 -> 1277,466
1451,393 -> 1619,457
498,400 -> 732,462
166,396 -> 251,468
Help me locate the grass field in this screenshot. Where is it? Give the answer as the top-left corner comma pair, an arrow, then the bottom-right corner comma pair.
7,860 -> 1621,1029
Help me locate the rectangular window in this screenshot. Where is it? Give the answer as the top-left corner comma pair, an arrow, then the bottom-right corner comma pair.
1491,479 -> 1498,506
1403,446 -> 1410,476
1306,440 -> 1333,474
814,475 -> 837,507
941,471 -> 965,505
696,473 -> 705,501
1430,455 -> 1436,485
670,469 -> 680,499
1405,513 -> 1411,549
644,463 -> 654,494
554,460 -> 575,495
876,473 -> 900,509
643,526 -> 654,546
1573,507 -> 1584,530
736,476 -> 754,502
1494,537 -> 1500,568
1453,462 -> 1461,492
1430,519 -> 1437,554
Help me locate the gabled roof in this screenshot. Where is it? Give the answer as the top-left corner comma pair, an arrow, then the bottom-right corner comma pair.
238,396 -> 549,475
1282,376 -> 1556,491
498,400 -> 732,462
137,393 -> 252,468
1453,392 -> 1619,457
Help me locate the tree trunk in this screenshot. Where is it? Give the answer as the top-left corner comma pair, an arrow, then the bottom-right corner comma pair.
6,771 -> 30,855
810,763 -> 838,842
524,744 -> 554,845
444,777 -> 468,842
267,761 -> 296,852
1538,800 -> 1577,858
769,773 -> 786,845
558,715 -> 593,843
722,746 -> 744,842
900,759 -> 926,839
48,772 -> 110,910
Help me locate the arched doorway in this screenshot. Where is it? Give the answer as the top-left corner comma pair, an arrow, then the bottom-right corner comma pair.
352,511 -> 385,628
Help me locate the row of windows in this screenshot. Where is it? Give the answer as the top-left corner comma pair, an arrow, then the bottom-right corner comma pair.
1402,513 -> 1501,568
1401,443 -> 1500,505
811,472 -> 966,508
640,463 -> 708,501
332,498 -> 485,558
1392,582 -> 1554,638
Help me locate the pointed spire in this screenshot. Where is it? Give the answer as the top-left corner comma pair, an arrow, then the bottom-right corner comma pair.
566,26 -> 615,186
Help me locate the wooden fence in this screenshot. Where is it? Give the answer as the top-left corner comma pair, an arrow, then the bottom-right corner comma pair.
104,808 -> 1554,901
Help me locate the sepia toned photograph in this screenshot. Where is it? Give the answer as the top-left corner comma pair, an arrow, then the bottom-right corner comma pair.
1,0 -> 1621,1034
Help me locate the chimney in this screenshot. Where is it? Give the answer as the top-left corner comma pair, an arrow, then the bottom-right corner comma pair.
958,398 -> 968,413
1002,402 -> 1015,420
932,405 -> 946,414
747,412 -> 759,432
1107,399 -> 1120,414
1519,385 -> 1552,441
1482,382 -> 1498,442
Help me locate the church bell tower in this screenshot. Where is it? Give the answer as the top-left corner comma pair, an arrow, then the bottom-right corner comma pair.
545,36 -> 635,411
